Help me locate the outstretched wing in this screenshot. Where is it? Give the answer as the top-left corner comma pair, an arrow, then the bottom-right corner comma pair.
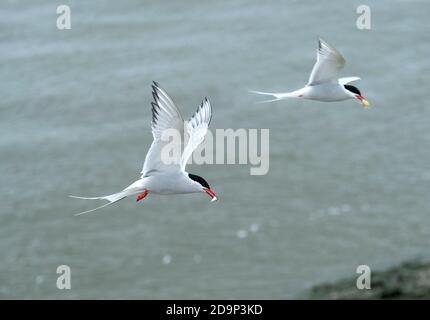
180,98 -> 212,172
338,77 -> 361,85
307,39 -> 346,86
141,82 -> 185,177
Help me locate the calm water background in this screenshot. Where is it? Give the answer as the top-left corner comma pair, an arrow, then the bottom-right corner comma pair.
1,0 -> 429,299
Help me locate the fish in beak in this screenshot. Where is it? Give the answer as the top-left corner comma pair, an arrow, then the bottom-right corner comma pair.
203,188 -> 218,202
356,95 -> 369,108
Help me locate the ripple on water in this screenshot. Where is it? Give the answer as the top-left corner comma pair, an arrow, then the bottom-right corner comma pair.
249,223 -> 259,233
162,255 -> 172,265
237,229 -> 248,239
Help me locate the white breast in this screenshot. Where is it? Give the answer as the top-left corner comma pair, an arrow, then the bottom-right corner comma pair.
304,83 -> 350,102
143,173 -> 201,195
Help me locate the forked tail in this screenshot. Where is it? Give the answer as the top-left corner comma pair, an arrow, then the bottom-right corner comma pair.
249,90 -> 294,103
69,188 -> 141,216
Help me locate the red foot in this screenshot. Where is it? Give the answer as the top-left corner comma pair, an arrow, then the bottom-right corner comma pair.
136,190 -> 149,202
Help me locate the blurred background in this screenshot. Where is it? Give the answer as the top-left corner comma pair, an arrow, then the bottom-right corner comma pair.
1,0 -> 429,299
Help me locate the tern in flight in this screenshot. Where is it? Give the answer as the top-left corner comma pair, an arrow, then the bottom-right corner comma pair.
250,39 -> 369,108
70,82 -> 218,215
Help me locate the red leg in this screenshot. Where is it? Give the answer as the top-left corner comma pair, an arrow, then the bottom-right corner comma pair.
136,189 -> 149,202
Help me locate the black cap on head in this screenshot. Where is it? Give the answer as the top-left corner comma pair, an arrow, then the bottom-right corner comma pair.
188,173 -> 210,189
344,85 -> 361,96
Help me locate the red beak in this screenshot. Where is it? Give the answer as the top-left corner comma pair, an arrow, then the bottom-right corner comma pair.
203,188 -> 218,202
355,95 -> 369,107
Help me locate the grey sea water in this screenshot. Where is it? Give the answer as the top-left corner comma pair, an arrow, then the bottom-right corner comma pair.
1,0 -> 429,299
